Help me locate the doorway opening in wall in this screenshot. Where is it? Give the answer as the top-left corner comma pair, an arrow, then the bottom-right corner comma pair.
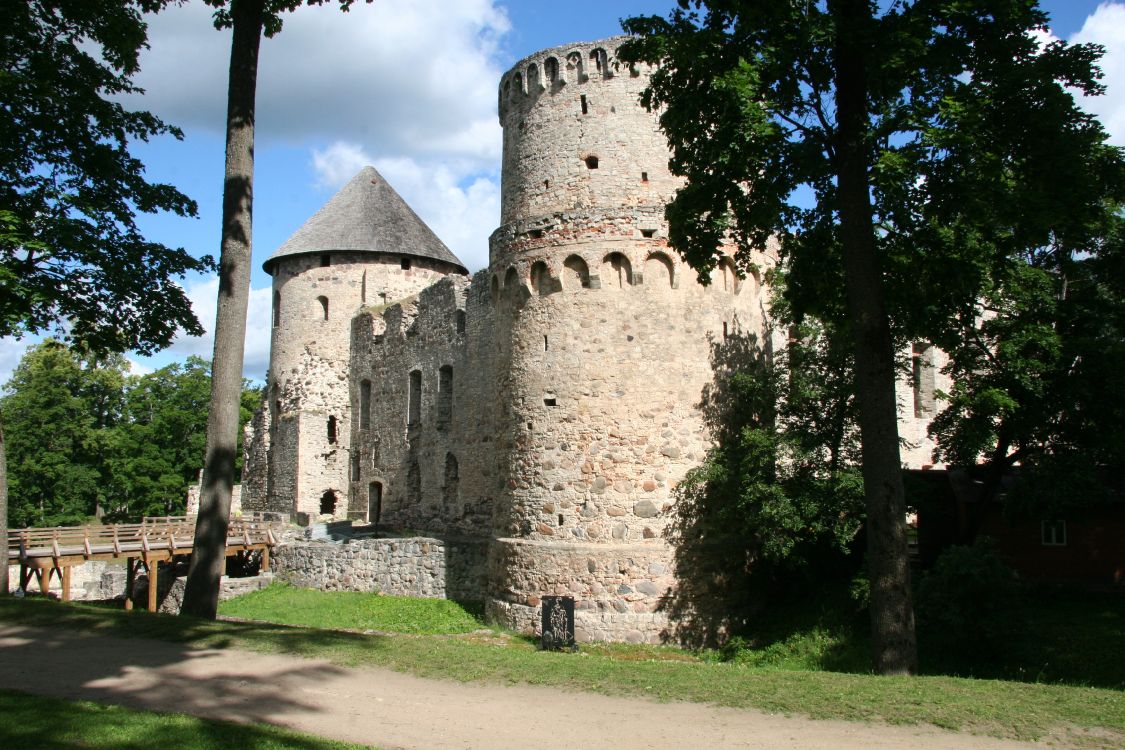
320,490 -> 338,516
368,482 -> 383,532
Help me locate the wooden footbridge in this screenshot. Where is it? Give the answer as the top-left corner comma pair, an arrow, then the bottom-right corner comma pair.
6,516 -> 283,612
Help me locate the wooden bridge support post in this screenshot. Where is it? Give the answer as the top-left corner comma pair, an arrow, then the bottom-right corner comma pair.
146,559 -> 158,613
61,565 -> 72,602
124,557 -> 135,611
261,546 -> 270,573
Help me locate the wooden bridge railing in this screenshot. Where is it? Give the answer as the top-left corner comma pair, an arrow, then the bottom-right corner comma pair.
6,515 -> 284,612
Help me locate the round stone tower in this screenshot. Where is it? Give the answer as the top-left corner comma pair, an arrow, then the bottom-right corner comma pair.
485,39 -> 775,642
257,166 -> 467,520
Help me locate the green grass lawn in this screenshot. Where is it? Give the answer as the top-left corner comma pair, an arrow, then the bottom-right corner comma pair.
0,688 -> 375,750
218,584 -> 485,634
1,594 -> 1122,747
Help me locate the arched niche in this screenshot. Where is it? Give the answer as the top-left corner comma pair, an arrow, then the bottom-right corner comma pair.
601,252 -> 632,290
562,255 -> 590,291
644,252 -> 674,290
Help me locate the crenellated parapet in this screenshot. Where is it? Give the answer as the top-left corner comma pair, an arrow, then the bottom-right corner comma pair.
495,37 -> 679,233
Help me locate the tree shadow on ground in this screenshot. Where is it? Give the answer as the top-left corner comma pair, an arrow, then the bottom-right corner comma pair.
0,598 -> 378,736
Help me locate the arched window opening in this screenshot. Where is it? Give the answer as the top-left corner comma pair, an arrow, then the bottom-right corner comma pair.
359,379 -> 372,430
527,63 -> 540,91
408,370 -> 422,426
530,260 -> 550,296
545,56 -> 559,83
437,365 -> 453,427
327,415 -> 338,444
513,71 -> 523,95
562,255 -> 590,290
644,252 -> 674,289
273,290 -> 281,327
580,94 -> 588,115
317,295 -> 329,321
590,48 -> 607,74
717,257 -> 739,292
490,275 -> 500,305
601,253 -> 632,290
455,309 -> 466,334
320,490 -> 338,516
584,154 -> 598,169
504,266 -> 520,293
566,51 -> 583,81
443,453 -> 459,506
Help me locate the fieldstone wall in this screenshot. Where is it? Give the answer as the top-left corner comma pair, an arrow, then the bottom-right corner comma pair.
272,537 -> 487,600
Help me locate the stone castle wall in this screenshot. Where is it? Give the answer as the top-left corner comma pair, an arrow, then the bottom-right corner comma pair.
255,252 -> 462,517
243,35 -> 949,645
273,538 -> 487,600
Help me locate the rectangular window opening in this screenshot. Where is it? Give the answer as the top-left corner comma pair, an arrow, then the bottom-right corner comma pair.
401,257 -> 412,270
1041,520 -> 1067,546
580,94 -> 588,115
641,171 -> 649,182
641,229 -> 656,238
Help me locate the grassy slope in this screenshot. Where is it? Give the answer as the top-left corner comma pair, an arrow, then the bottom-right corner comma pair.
0,688 -> 374,750
1,596 -> 1121,745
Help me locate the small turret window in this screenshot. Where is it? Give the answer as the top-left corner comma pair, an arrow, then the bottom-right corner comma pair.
327,415 -> 338,444
320,254 -> 331,267
584,155 -> 598,169
580,94 -> 588,115
401,257 -> 412,270
273,290 -> 281,327
317,295 -> 329,321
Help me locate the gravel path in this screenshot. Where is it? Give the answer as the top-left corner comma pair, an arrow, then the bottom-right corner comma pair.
0,624 -> 1049,750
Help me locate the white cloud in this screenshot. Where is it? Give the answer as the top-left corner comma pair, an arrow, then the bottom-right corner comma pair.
311,141 -> 499,272
1071,3 -> 1125,144
0,336 -> 35,393
166,278 -> 274,380
133,0 -> 509,168
311,142 -> 371,189
125,358 -> 155,377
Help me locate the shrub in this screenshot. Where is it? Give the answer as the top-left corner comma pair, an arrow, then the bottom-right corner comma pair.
916,541 -> 1022,666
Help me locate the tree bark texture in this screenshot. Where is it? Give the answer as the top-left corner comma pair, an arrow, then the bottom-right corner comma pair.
181,0 -> 263,619
830,0 -> 918,675
1,420 -> 9,595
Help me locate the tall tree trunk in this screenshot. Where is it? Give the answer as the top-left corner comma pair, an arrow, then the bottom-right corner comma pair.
1,420 -> 9,595
181,0 -> 263,619
831,0 -> 918,675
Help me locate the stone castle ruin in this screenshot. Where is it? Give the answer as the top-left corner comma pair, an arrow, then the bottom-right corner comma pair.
237,37 -> 945,643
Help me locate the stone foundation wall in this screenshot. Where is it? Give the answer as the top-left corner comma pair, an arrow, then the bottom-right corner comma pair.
272,537 -> 487,600
8,560 -> 127,601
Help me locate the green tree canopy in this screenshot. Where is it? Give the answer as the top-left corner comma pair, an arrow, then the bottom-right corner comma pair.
1,343 -> 262,527
0,0 -> 212,351
620,0 -> 1125,673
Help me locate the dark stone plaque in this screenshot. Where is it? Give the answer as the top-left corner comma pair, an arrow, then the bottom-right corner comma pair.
540,595 -> 576,651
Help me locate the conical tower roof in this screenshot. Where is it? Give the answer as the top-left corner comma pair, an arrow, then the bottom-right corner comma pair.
263,166 -> 467,274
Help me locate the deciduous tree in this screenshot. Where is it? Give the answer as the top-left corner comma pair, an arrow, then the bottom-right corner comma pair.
182,0 -> 370,619
620,0 -> 1123,674
1,0 -> 209,592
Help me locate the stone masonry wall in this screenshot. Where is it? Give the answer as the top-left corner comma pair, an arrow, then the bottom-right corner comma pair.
272,538 -> 488,600
262,252 -> 464,517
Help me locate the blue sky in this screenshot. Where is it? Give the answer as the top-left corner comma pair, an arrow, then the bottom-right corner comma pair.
2,0 -> 1123,385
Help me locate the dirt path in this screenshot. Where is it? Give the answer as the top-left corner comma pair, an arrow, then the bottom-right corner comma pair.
0,624 -> 1050,750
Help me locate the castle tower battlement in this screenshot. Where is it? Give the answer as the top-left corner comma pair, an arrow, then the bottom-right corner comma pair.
495,37 -> 681,239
